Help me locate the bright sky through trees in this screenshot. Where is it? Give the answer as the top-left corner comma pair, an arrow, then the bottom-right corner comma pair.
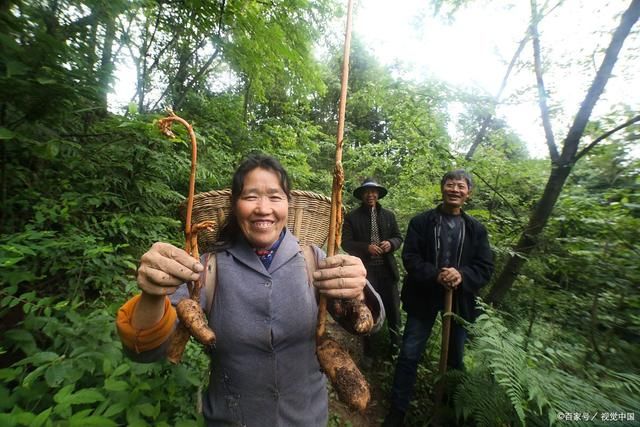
352,0 -> 640,158
111,1 -> 639,159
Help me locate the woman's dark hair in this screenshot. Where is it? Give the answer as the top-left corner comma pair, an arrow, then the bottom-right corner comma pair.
440,169 -> 473,190
218,153 -> 291,242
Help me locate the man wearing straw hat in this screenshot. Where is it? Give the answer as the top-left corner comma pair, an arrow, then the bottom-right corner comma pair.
342,178 -> 403,366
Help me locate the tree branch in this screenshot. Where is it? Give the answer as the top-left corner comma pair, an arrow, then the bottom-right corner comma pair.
473,171 -> 520,218
173,0 -> 226,110
173,48 -> 221,110
560,0 -> 640,164
465,0 -> 562,160
530,0 -> 560,162
574,114 -> 640,161
465,32 -> 529,160
150,40 -> 205,111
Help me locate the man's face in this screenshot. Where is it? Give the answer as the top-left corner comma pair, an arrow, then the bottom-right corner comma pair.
362,188 -> 379,208
441,178 -> 470,210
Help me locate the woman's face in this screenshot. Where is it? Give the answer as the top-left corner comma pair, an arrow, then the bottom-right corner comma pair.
236,167 -> 289,249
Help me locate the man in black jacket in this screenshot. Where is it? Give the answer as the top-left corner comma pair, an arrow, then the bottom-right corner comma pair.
342,178 -> 403,363
383,170 -> 494,427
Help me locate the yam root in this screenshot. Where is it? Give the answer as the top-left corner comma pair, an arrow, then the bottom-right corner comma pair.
159,112 -> 217,364
330,299 -> 374,335
316,337 -> 370,412
167,323 -> 191,364
176,298 -> 216,346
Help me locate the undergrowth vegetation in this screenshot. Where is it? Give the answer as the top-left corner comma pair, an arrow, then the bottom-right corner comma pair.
2,1 -> 639,426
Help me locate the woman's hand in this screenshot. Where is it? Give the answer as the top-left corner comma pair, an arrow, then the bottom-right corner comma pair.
137,242 -> 204,296
313,254 -> 367,300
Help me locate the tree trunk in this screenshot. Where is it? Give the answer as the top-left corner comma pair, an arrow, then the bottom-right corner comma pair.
487,0 -> 640,304
486,162 -> 572,304
98,15 -> 116,111
465,115 -> 493,160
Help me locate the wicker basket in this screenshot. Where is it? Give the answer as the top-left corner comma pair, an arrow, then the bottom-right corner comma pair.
180,189 -> 332,253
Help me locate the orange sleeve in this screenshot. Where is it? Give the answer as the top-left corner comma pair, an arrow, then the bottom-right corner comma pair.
116,294 -> 177,353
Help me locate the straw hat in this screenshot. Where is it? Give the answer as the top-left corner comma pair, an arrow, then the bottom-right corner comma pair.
353,178 -> 388,199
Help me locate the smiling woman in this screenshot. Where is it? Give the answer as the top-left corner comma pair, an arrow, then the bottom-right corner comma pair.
236,168 -> 289,250
221,155 -> 292,250
116,152 -> 387,426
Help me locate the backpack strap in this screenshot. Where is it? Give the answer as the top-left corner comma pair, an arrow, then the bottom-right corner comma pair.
301,244 -> 317,287
204,253 -> 217,316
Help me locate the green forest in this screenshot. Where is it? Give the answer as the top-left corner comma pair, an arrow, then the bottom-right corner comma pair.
1,0 -> 639,426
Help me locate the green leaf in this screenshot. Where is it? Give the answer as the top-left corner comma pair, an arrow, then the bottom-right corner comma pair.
22,365 -> 47,387
104,378 -> 129,392
102,402 -> 127,418
0,414 -> 16,426
54,301 -> 69,310
53,402 -> 71,418
69,415 -> 118,427
3,329 -> 35,349
44,141 -> 60,158
65,388 -> 106,405
112,364 -> 130,377
36,77 -> 56,85
30,407 -> 52,427
0,368 -> 22,381
54,384 -> 74,403
0,128 -> 15,140
136,402 -> 158,418
12,411 -> 35,425
45,363 -> 71,387
5,60 -> 29,77
128,102 -> 138,115
15,351 -> 59,366
175,420 -> 200,427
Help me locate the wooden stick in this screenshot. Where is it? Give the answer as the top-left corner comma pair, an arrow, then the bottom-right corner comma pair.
434,288 -> 454,408
158,110 -> 198,251
317,0 -> 354,342
158,111 -> 204,364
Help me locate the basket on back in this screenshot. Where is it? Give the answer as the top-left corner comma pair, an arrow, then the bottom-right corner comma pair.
180,189 -> 332,253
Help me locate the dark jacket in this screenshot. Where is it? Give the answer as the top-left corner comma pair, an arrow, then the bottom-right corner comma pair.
401,206 -> 493,321
342,203 -> 403,282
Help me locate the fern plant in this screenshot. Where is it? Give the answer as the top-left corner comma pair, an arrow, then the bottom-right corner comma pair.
454,302 -> 640,426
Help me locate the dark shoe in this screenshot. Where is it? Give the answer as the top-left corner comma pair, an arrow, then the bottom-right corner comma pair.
382,406 -> 405,427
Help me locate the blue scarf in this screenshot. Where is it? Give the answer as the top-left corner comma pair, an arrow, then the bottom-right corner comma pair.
254,230 -> 286,269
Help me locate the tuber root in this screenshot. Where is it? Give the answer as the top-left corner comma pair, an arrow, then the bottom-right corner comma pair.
176,298 -> 216,346
330,299 -> 374,335
167,323 -> 191,364
345,299 -> 374,334
316,336 -> 370,412
159,112 -> 218,364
